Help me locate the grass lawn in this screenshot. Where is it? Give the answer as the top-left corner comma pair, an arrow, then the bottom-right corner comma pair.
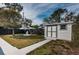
0,34 -> 44,49
27,40 -> 74,55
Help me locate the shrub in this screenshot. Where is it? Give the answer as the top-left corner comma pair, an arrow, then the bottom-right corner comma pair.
71,24 -> 79,48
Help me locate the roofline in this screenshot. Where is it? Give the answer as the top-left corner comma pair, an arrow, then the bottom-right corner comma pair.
44,21 -> 73,26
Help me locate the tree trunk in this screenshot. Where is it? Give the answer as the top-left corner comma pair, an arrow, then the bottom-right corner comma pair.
12,29 -> 15,36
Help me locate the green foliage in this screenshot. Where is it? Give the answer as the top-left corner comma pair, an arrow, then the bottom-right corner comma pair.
50,8 -> 67,22
0,3 -> 23,35
4,3 -> 23,12
31,25 -> 39,29
0,9 -> 22,28
43,18 -> 49,22
0,3 -> 23,29
24,18 -> 32,26
43,8 -> 67,23
74,14 -> 79,24
71,24 -> 79,48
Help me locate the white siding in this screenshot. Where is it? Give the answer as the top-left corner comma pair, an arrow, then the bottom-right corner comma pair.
57,24 -> 72,41
44,24 -> 72,41
44,23 -> 72,41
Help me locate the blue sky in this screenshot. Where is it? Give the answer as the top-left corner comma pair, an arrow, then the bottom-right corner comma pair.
21,3 -> 79,25
1,3 -> 79,25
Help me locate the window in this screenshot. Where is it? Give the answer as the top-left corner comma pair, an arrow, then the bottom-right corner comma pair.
60,24 -> 67,30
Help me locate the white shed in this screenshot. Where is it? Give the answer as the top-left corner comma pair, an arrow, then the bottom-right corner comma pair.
44,21 -> 73,41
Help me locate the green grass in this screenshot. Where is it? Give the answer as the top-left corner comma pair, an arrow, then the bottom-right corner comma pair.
0,34 -> 44,49
28,40 -> 72,55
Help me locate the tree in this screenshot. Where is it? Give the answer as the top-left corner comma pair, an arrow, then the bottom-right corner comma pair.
25,18 -> 32,27
31,25 -> 39,29
50,8 -> 67,22
43,18 -> 50,24
21,18 -> 32,29
0,9 -> 22,35
4,3 -> 23,12
64,12 -> 75,22
0,3 -> 23,35
39,24 -> 44,28
74,14 -> 79,24
43,8 -> 67,24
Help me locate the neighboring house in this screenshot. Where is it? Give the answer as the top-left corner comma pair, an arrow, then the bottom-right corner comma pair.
44,21 -> 73,41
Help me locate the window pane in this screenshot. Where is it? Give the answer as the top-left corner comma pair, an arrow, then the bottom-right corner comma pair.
60,24 -> 67,30
52,32 -> 56,37
48,32 -> 51,37
48,26 -> 51,31
52,26 -> 56,31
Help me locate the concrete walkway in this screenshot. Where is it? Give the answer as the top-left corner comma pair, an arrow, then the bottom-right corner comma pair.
0,38 -> 18,55
18,39 -> 52,55
0,38 -> 52,55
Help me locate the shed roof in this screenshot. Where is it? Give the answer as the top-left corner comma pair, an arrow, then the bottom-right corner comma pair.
44,21 -> 73,26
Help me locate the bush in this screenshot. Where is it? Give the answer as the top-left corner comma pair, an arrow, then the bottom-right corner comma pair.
71,24 -> 79,48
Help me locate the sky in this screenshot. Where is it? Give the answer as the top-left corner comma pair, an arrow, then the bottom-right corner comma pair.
1,3 -> 79,25
21,3 -> 79,25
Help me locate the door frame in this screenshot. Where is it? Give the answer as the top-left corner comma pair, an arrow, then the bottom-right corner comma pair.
46,25 -> 57,38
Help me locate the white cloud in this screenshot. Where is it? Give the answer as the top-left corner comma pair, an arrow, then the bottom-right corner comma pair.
32,18 -> 43,25
1,3 -> 79,25
23,9 -> 38,19
21,3 -> 55,25
65,4 -> 79,13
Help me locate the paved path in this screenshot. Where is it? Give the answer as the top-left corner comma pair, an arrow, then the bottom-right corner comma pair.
0,38 -> 18,55
18,39 -> 52,55
0,38 -> 52,55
